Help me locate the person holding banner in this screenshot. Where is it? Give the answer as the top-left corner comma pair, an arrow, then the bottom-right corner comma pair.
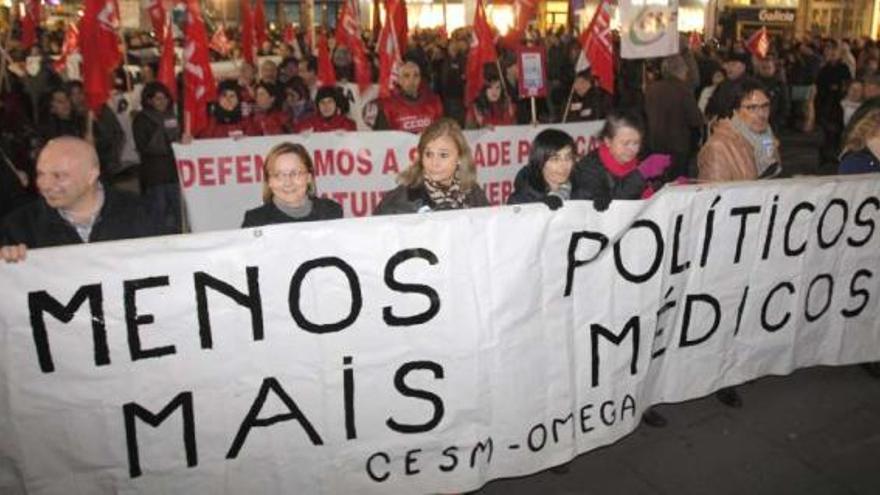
292,86 -> 357,133
1,137 -> 161,262
570,110 -> 651,211
563,69 -> 611,123
374,118 -> 489,215
507,128 -> 577,208
241,142 -> 343,227
199,80 -> 250,139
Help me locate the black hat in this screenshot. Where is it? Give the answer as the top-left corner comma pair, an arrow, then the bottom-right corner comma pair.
217,79 -> 240,95
315,85 -> 338,104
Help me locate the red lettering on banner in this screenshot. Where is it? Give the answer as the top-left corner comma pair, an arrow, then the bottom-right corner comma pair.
382,150 -> 400,175
198,157 -> 216,186
357,149 -> 373,174
337,149 -> 355,175
474,141 -> 514,168
217,156 -> 233,185
254,155 -> 264,182
178,160 -> 195,188
314,149 -> 335,176
517,140 -> 531,162
236,155 -> 254,183
473,145 -> 485,167
482,180 -> 513,205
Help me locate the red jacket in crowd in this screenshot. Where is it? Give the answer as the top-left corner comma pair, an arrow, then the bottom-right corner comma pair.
380,89 -> 443,134
465,102 -> 517,128
246,109 -> 289,135
198,117 -> 249,139
293,113 -> 357,133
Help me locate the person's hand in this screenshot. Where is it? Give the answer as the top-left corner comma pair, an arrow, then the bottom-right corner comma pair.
542,195 -> 563,210
180,133 -> 194,144
0,244 -> 27,263
593,188 -> 612,212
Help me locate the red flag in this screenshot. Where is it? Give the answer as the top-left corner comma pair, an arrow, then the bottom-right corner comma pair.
688,31 -> 702,52
513,0 -> 537,38
316,33 -> 337,87
578,0 -> 615,94
335,0 -> 372,92
21,0 -> 41,49
81,0 -> 123,113
386,0 -> 408,54
183,0 -> 217,136
253,0 -> 268,48
53,22 -> 80,73
283,23 -> 296,45
158,19 -> 177,101
240,0 -> 255,64
465,0 -> 497,105
377,0 -> 403,99
143,0 -> 166,40
210,24 -> 232,56
746,27 -> 770,59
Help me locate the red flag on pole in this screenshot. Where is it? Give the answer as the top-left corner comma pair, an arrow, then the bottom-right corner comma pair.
386,0 -> 408,54
158,19 -> 177,101
465,0 -> 497,105
53,22 -> 80,73
746,27 -> 770,59
81,0 -> 123,113
377,0 -> 403,99
283,23 -> 296,45
143,0 -> 166,40
240,0 -> 256,64
210,24 -> 232,57
183,0 -> 217,136
335,0 -> 373,92
253,0 -> 268,48
21,0 -> 41,49
577,0 -> 615,94
316,33 -> 337,87
513,0 -> 537,38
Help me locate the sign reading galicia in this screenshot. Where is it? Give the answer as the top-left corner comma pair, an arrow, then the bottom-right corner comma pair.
757,9 -> 796,23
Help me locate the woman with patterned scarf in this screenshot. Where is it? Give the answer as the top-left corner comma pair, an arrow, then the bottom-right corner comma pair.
374,118 -> 489,215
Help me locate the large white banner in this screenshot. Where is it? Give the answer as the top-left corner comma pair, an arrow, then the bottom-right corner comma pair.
620,0 -> 680,59
172,122 -> 605,232
1,176 -> 879,494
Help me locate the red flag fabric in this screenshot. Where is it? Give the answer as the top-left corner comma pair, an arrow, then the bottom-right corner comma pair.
465,0 -> 497,105
21,0 -> 41,49
53,23 -> 80,73
183,0 -> 217,136
240,0 -> 256,64
210,24 -> 232,56
335,0 -> 372,92
386,0 -> 408,54
143,0 -> 166,40
688,31 -> 702,53
746,27 -> 770,59
158,19 -> 177,100
514,0 -> 537,37
253,0 -> 268,48
283,23 -> 296,45
377,0 -> 403,99
81,0 -> 123,113
316,34 -> 337,87
578,0 -> 615,94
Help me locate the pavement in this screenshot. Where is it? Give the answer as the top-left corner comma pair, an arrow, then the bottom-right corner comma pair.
476,365 -> 880,495
476,129 -> 880,495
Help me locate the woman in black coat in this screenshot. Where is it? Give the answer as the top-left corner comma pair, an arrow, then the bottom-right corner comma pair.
132,82 -> 182,233
241,142 -> 343,227
507,129 -> 577,209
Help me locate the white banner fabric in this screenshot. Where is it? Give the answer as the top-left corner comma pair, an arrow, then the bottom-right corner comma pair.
172,122 -> 605,232
620,0 -> 680,59
1,176 -> 879,494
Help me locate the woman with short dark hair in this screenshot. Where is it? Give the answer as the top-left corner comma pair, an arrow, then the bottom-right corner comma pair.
507,129 -> 577,207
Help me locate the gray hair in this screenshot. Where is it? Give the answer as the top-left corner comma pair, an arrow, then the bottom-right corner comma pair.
661,55 -> 688,81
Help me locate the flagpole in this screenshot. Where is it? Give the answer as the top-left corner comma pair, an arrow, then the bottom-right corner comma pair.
561,84 -> 575,123
530,97 -> 537,125
0,19 -> 15,92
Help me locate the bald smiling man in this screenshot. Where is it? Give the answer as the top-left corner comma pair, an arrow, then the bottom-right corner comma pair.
1,137 -> 162,262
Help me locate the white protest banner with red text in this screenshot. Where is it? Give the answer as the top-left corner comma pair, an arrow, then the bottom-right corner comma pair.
172,122 -> 604,232
1,176 -> 878,494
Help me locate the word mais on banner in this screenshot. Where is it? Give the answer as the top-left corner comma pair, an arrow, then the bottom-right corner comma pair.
1,176 -> 878,494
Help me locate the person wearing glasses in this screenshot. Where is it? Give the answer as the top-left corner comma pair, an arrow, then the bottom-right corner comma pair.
698,79 -> 781,181
241,142 -> 343,227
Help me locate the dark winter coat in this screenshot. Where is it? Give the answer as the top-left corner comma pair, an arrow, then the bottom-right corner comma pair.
373,184 -> 490,216
838,149 -> 880,175
570,150 -> 647,209
241,198 -> 344,227
644,77 -> 703,156
133,108 -> 181,188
